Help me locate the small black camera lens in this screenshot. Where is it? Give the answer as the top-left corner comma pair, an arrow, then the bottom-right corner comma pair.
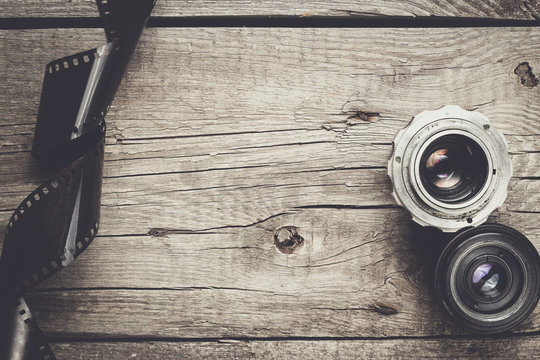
435,224 -> 540,334
419,134 -> 489,204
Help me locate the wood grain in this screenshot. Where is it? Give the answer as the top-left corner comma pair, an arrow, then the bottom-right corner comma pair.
0,26 -> 539,354
48,336 -> 540,359
23,210 -> 540,339
0,0 -> 539,19
1,28 -> 539,234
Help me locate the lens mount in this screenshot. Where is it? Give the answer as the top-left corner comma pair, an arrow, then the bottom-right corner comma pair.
388,105 -> 512,232
435,224 -> 540,334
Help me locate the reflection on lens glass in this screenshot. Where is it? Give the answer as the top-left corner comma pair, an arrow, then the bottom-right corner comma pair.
425,148 -> 462,188
420,134 -> 489,204
472,263 -> 500,293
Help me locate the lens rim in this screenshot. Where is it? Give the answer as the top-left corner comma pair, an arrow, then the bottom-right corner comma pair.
435,224 -> 540,334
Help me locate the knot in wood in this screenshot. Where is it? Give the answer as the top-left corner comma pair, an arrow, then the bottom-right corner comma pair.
148,228 -> 169,237
274,226 -> 304,254
514,62 -> 538,88
340,100 -> 379,124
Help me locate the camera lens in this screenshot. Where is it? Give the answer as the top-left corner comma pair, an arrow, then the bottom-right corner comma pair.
435,224 -> 540,334
388,105 -> 512,232
420,134 -> 488,204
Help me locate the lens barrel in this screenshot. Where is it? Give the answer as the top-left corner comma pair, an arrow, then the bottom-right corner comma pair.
434,224 -> 540,334
388,105 -> 512,232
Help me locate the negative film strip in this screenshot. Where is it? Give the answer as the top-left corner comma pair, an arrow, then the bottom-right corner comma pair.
0,1 -> 156,358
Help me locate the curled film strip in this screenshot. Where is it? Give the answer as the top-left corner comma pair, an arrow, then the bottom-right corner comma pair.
0,1 -> 156,359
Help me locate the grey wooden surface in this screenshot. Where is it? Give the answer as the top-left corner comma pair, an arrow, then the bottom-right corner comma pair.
48,336 -> 540,359
1,2 -> 540,359
1,0 -> 539,19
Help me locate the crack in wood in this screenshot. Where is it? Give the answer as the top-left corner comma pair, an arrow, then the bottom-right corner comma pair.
114,128 -> 314,143
45,330 -> 540,343
367,302 -> 399,315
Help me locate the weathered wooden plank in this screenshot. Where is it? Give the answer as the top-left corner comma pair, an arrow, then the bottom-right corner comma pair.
1,28 -> 539,234
25,209 -> 454,338
0,0 -> 538,19
1,27 -> 539,341
48,336 -> 540,359
20,209 -> 540,339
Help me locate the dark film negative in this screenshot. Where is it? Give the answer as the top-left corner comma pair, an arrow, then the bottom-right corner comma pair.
0,1 -> 156,358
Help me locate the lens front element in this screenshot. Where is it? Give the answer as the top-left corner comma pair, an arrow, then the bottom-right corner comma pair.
420,134 -> 488,204
425,148 -> 459,189
472,263 -> 502,294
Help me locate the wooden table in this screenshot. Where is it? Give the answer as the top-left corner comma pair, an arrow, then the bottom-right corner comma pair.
1,1 -> 539,358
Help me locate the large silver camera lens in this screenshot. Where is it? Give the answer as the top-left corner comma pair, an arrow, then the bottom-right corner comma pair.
388,105 -> 512,232
435,224 -> 540,334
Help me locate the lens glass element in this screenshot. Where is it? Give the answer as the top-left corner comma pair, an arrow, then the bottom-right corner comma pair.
472,263 -> 502,294
425,148 -> 461,189
420,134 -> 488,204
